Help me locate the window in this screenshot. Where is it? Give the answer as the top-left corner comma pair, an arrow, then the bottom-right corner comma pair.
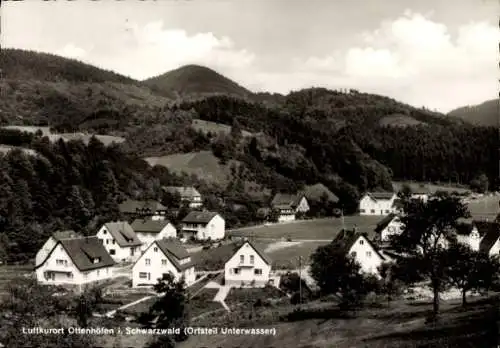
370,209 -> 375,213
67,272 -> 73,278
103,230 -> 107,234
139,272 -> 148,279
254,269 -> 262,275
97,270 -> 100,276
240,255 -> 244,263
385,210 -> 390,214
145,259 -> 151,265
351,251 -> 357,257
233,268 -> 240,274
93,258 -> 101,264
359,239 -> 364,245
360,209 -> 366,213
250,255 -> 254,264
106,240 -> 109,245
110,249 -> 116,255
112,240 -> 115,245
162,259 -> 167,265
366,251 -> 372,257
56,259 -> 67,266
154,247 -> 158,252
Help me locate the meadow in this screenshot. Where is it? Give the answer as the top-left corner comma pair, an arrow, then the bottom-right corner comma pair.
0,265 -> 33,299
229,216 -> 381,241
467,194 -> 499,219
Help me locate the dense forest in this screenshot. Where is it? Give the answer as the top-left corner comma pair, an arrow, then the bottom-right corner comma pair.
0,49 -> 497,263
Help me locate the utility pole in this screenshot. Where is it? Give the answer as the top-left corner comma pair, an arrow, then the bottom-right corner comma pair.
298,256 -> 302,305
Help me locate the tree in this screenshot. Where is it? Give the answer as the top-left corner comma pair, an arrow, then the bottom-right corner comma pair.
392,192 -> 470,320
310,243 -> 367,310
148,273 -> 189,346
444,243 -> 500,306
74,286 -> 103,328
377,262 -> 404,306
470,173 -> 489,193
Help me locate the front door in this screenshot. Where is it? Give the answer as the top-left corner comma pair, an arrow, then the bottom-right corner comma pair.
131,248 -> 134,256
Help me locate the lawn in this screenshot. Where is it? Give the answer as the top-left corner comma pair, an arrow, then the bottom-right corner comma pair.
178,295 -> 500,348
392,181 -> 470,194
229,216 -> 381,241
267,241 -> 331,269
467,194 -> 499,219
121,296 -> 157,316
189,288 -> 222,318
0,265 -> 33,299
224,286 -> 288,310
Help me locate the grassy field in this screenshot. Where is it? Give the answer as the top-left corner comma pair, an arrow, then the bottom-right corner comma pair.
224,286 -> 287,310
267,241 -> 331,268
467,194 -> 499,219
189,288 -> 222,317
191,119 -> 253,137
392,181 -> 470,194
0,265 -> 33,299
179,296 -> 500,348
229,216 -> 381,241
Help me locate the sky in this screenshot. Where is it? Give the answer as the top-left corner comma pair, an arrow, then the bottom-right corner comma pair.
2,0 -> 499,113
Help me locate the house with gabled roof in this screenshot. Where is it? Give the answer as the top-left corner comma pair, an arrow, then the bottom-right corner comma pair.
271,193 -> 310,222
132,238 -> 196,287
35,236 -> 115,290
478,221 -> 500,257
96,221 -> 143,263
35,230 -> 83,267
374,213 -> 404,243
224,240 -> 272,287
359,192 -> 397,215
411,186 -> 431,202
162,186 -> 203,208
131,219 -> 177,252
332,229 -> 386,276
118,199 -> 167,221
181,211 -> 225,241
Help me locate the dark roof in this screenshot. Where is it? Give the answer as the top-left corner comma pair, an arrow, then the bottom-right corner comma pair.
118,199 -> 166,214
155,239 -> 194,272
36,236 -> 116,271
332,229 -> 385,260
163,186 -> 201,198
231,240 -> 272,265
368,192 -> 395,200
53,230 -> 82,240
182,211 -> 219,224
374,213 -> 398,233
271,193 -> 303,209
104,222 -> 143,247
131,219 -> 172,234
456,222 -> 475,236
479,222 -> 500,253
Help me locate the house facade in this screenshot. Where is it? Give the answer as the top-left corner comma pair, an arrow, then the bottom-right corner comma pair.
271,193 -> 310,222
224,241 -> 272,287
477,221 -> 500,257
130,219 -> 177,252
163,186 -> 203,208
455,220 -> 482,251
35,230 -> 82,267
333,230 -> 385,276
181,211 -> 225,241
96,222 -> 143,263
118,199 -> 167,221
35,236 -> 115,290
132,239 -> 196,287
359,192 -> 397,215
374,214 -> 404,243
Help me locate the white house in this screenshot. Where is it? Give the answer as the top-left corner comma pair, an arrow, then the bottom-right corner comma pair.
181,211 -> 225,241
130,219 -> 177,252
359,192 -> 397,215
455,219 -> 482,251
411,187 -> 431,202
132,239 -> 196,288
333,229 -> 386,276
96,222 -> 143,263
477,221 -> 500,257
35,236 -> 115,290
271,193 -> 310,222
224,241 -> 272,287
163,186 -> 203,208
35,230 -> 82,267
374,214 -> 404,243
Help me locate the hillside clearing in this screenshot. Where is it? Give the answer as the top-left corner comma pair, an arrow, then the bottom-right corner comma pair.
392,181 -> 470,194
191,119 -> 253,137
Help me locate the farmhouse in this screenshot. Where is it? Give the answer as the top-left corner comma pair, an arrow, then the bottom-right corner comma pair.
374,214 -> 404,243
478,221 -> 500,257
359,192 -> 397,215
130,219 -> 177,252
96,222 -> 143,262
332,229 -> 385,276
35,230 -> 83,267
411,186 -> 431,202
271,193 -> 310,222
224,241 -> 272,287
132,239 -> 195,287
35,236 -> 115,290
163,186 -> 203,208
118,199 -> 167,221
181,211 -> 225,241
455,219 -> 482,251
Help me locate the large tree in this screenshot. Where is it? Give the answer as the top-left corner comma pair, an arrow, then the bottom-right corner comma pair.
391,192 -> 470,319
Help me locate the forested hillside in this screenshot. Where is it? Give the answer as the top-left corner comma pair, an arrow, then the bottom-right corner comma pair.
0,49 -> 497,263
447,99 -> 498,127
